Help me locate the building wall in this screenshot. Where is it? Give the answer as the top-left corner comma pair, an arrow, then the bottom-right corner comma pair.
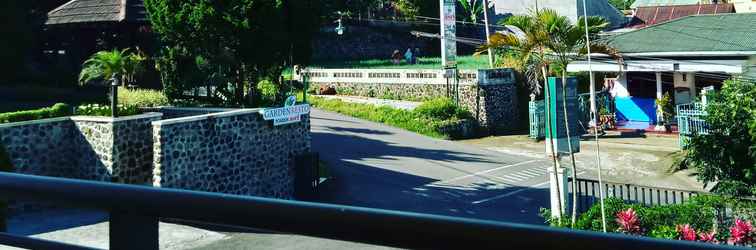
493,0 -> 626,28
152,109 -> 311,199
733,0 -> 756,13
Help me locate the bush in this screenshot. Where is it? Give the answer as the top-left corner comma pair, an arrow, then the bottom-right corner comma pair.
118,87 -> 169,107
0,103 -> 72,124
75,104 -> 141,117
685,79 -> 756,196
414,98 -> 472,120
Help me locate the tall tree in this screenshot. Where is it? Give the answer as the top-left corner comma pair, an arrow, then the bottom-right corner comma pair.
144,0 -> 320,105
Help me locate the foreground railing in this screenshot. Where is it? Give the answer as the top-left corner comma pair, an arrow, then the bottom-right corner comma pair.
0,173 -> 745,250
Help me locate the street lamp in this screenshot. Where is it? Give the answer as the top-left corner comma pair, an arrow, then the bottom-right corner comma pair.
111,75 -> 120,118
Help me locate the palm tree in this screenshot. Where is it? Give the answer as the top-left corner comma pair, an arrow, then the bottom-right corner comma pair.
478,9 -> 620,225
457,0 -> 483,24
476,9 -> 564,219
79,48 -> 145,116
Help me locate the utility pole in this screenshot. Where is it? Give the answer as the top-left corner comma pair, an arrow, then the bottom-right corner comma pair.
482,0 -> 494,68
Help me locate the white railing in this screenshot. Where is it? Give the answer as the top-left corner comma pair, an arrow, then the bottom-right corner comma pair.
300,68 -> 515,86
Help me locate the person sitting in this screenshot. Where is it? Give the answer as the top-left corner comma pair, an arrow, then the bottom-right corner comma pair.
391,50 -> 402,64
404,48 -> 414,64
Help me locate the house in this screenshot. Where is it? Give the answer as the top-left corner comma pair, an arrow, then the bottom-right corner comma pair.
731,0 -> 756,12
44,0 -> 158,86
629,3 -> 735,27
567,13 -> 756,131
630,0 -> 723,8
492,0 -> 627,28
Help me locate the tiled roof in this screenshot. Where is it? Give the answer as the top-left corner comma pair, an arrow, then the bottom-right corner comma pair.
632,3 -> 734,26
630,0 -> 709,9
46,0 -> 147,25
606,13 -> 756,53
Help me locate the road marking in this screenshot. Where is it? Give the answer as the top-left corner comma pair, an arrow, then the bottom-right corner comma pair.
432,159 -> 541,185
471,181 -> 551,204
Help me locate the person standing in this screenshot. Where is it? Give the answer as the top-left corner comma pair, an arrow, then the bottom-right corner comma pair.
404,48 -> 413,64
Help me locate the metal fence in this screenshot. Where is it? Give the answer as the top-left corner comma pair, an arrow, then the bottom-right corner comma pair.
528,100 -> 545,139
0,172 -> 739,250
677,102 -> 709,147
529,92 -> 612,139
568,177 -> 701,214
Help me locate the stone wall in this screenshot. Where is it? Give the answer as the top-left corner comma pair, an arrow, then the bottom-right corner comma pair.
0,114 -> 161,213
305,68 -> 519,134
152,109 -> 311,199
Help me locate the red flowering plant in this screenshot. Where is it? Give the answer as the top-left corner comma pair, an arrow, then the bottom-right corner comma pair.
677,224 -> 697,241
616,208 -> 642,235
728,219 -> 755,246
698,231 -> 718,244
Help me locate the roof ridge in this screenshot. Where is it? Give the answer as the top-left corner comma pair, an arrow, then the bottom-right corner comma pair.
47,0 -> 78,15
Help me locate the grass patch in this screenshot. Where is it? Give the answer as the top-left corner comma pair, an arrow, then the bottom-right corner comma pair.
311,56 -> 490,70
307,96 -> 472,139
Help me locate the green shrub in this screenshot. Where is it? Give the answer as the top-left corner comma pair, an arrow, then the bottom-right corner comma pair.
0,103 -> 72,124
414,98 -> 472,121
574,197 -> 628,232
75,104 -> 141,117
648,225 -> 678,240
118,87 -> 169,107
685,79 -> 756,196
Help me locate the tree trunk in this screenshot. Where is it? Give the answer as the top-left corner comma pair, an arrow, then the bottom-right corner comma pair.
543,66 -> 563,220
560,71 -> 579,227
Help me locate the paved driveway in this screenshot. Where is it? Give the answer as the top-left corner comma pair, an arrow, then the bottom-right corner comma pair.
311,109 -> 550,224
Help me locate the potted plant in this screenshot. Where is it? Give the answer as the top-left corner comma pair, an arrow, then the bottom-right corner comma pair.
655,93 -> 675,132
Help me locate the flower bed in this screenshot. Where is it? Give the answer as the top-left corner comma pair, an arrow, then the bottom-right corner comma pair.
543,196 -> 756,247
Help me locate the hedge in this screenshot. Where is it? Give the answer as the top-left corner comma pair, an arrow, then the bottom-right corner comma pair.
0,103 -> 72,124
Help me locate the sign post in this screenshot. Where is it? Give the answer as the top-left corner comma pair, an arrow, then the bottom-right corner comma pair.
440,0 -> 459,104
545,77 -> 580,155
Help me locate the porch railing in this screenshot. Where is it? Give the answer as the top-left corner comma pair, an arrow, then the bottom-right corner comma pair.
0,172 -> 738,250
677,102 -> 709,147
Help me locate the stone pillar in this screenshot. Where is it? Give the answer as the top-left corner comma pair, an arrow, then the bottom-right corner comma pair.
547,166 -> 570,218
673,72 -> 696,105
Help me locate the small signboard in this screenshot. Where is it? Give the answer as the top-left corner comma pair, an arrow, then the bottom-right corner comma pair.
260,104 -> 311,126
440,0 -> 457,68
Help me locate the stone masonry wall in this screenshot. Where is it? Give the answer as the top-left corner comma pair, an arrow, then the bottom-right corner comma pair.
317,82 -> 518,134
0,118 -> 78,178
152,110 -> 311,199
307,68 -> 519,134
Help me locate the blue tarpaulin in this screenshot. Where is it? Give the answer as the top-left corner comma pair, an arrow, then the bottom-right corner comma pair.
614,97 -> 657,123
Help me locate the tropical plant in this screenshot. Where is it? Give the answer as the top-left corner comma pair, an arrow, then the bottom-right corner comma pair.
79,49 -> 144,86
655,92 -> 674,125
457,0 -> 483,24
685,78 -> 756,196
616,208 -> 642,235
729,219 -> 755,246
677,224 -> 697,241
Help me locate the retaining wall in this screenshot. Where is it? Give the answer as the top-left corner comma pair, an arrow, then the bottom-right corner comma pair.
152,109 -> 311,199
304,68 -> 519,134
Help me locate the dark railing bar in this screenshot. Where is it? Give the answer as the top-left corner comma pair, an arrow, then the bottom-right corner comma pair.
0,173 -> 742,250
0,232 -> 100,250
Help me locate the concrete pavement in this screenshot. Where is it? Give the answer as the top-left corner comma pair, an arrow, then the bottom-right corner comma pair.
310,109 -> 551,224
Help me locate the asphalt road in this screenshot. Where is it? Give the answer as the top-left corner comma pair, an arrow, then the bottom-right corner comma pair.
311,109 -> 550,224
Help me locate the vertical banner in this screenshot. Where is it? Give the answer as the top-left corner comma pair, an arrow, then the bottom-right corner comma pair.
440,0 -> 457,68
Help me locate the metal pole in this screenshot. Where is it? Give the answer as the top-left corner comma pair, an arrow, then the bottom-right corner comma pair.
581,0 -> 607,233
111,76 -> 120,118
482,0 -> 494,68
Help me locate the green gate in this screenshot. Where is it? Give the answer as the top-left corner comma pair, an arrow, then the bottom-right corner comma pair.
676,102 -> 708,147
528,101 -> 545,139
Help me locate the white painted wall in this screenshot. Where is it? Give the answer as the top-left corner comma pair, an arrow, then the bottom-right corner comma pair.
492,0 -> 626,28
673,72 -> 696,105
